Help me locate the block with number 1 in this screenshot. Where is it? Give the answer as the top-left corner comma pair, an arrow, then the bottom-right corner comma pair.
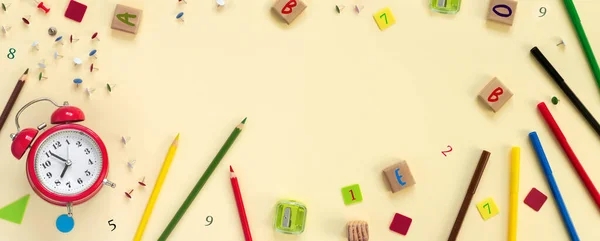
476,197 -> 499,220
373,7 -> 396,31
341,184 -> 363,205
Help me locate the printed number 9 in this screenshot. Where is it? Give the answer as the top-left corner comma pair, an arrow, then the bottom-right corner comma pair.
539,7 -> 546,17
205,216 -> 213,226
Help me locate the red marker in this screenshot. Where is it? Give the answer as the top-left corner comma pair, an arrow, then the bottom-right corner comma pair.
537,102 -> 600,212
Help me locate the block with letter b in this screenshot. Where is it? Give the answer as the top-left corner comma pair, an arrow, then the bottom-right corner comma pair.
272,0 -> 307,24
383,161 -> 416,193
111,4 -> 142,34
487,0 -> 518,26
478,77 -> 513,112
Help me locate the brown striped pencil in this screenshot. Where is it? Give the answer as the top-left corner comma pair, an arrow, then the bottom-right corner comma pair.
0,69 -> 28,133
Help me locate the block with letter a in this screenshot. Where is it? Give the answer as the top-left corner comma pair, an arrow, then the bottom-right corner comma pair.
478,77 -> 513,112
272,0 -> 307,24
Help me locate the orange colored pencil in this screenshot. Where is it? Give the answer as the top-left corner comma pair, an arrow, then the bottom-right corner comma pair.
230,166 -> 252,241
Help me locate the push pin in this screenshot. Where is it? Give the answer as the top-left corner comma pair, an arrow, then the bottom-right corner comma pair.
552,96 -> 559,105
48,27 -> 57,36
127,159 -> 136,169
85,87 -> 96,96
106,83 -> 116,92
178,0 -> 187,4
88,49 -> 97,59
34,0 -> 50,14
38,72 -> 47,80
38,59 -> 47,69
32,41 -> 40,50
354,5 -> 363,14
557,39 -> 566,47
22,15 -> 31,25
90,64 -> 99,72
121,136 -> 131,144
73,78 -> 83,86
69,35 -> 79,43
124,189 -> 133,199
176,12 -> 184,22
91,32 -> 100,41
1,25 -> 11,34
216,0 -> 225,7
335,5 -> 344,13
138,177 -> 146,187
1,2 -> 10,11
73,57 -> 82,65
55,36 -> 64,45
54,51 -> 63,59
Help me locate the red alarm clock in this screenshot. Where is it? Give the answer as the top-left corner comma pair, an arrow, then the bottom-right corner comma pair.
10,98 -> 115,207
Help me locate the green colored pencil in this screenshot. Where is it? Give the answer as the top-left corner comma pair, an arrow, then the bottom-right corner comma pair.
158,118 -> 247,241
563,0 -> 600,91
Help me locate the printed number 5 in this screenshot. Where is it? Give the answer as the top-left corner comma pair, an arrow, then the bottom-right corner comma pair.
483,203 -> 491,214
380,13 -> 388,24
108,219 -> 116,231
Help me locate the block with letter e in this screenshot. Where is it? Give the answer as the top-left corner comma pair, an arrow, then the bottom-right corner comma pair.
478,77 -> 513,112
111,4 -> 142,34
383,161 -> 415,193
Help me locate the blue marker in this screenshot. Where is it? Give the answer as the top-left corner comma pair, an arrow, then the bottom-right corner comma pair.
395,168 -> 406,186
529,131 -> 579,241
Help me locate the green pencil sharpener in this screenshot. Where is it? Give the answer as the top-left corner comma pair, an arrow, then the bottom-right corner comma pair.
430,0 -> 461,14
274,199 -> 307,234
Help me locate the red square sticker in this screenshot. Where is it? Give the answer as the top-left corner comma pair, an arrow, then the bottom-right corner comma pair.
64,0 -> 87,23
389,213 -> 412,236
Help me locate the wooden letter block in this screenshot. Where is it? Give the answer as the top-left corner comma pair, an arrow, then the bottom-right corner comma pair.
476,197 -> 500,220
111,4 -> 142,34
347,221 -> 369,241
487,0 -> 518,26
383,161 -> 416,193
478,77 -> 513,112
272,0 -> 307,24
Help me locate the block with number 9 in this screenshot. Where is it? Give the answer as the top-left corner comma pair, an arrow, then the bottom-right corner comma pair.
476,197 -> 499,220
373,7 -> 396,31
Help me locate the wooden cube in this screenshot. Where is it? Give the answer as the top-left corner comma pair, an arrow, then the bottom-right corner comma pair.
478,77 -> 513,112
111,4 -> 142,34
272,0 -> 307,24
383,161 -> 416,193
487,0 -> 518,26
347,221 -> 369,241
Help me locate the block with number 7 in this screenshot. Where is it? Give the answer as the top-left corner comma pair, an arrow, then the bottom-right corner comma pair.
373,7 -> 396,31
476,197 -> 499,220
478,77 -> 513,112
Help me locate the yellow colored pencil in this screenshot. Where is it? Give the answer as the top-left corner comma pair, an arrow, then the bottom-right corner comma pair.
133,134 -> 180,241
508,147 -> 520,241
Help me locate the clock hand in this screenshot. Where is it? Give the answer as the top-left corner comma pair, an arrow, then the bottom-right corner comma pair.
60,159 -> 73,179
49,150 -> 69,163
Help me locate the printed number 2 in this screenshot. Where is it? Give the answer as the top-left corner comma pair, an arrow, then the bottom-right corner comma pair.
349,190 -> 356,200
441,145 -> 453,157
380,13 -> 388,24
483,203 -> 491,214
493,4 -> 513,17
108,219 -> 116,231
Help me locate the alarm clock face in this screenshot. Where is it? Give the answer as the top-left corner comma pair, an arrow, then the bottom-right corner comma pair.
33,129 -> 103,196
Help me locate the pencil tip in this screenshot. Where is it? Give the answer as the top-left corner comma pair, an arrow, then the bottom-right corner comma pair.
23,69 -> 29,74
173,133 -> 180,142
241,117 -> 247,124
230,165 -> 234,172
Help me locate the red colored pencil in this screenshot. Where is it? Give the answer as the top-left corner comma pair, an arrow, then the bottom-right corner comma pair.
230,166 -> 252,241
537,102 -> 600,211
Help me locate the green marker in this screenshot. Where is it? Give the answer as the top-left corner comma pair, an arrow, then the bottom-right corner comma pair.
563,0 -> 600,94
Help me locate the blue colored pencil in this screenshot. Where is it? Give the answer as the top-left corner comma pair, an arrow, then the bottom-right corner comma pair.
529,131 -> 579,241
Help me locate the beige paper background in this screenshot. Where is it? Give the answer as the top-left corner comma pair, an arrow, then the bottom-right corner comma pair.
1,0 -> 600,240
